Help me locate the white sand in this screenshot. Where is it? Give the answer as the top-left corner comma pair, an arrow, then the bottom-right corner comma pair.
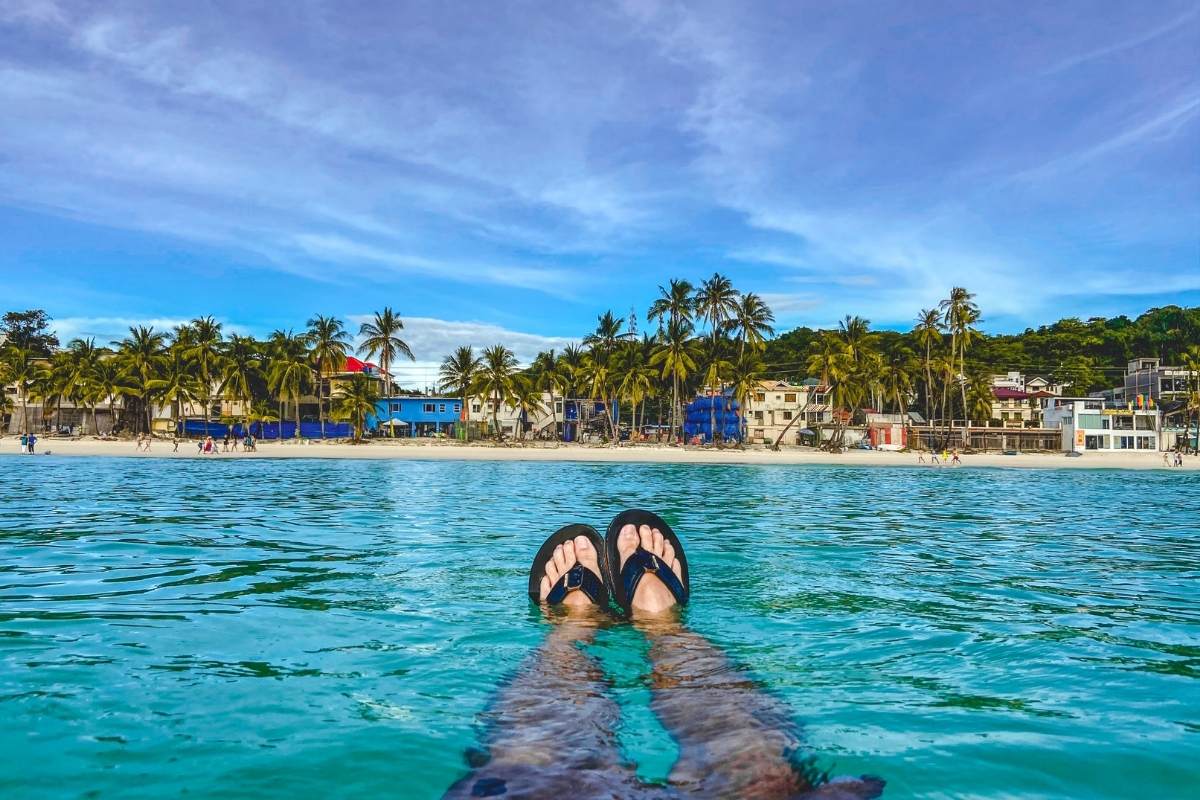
2,435 -> 1192,470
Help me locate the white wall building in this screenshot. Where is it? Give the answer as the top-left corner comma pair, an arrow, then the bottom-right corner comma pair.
1043,397 -> 1161,453
743,380 -> 831,445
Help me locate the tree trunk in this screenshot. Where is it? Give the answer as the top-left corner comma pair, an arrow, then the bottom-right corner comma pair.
294,391 -> 301,440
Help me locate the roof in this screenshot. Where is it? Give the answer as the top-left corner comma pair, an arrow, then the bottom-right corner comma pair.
756,379 -> 805,390
992,387 -> 1030,400
341,356 -> 382,375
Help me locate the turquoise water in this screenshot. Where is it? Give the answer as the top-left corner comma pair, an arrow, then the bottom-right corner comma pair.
0,456 -> 1196,799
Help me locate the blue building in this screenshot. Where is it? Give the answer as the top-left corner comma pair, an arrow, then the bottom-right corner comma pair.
367,396 -> 463,437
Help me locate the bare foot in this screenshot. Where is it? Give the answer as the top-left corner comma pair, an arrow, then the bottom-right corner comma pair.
616,523 -> 682,616
537,535 -> 603,608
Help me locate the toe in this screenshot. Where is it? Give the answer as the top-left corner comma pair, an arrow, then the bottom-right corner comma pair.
561,538 -> 578,571
552,544 -> 568,574
651,528 -> 665,556
638,524 -> 654,553
538,574 -> 552,602
617,524 -> 639,567
573,535 -> 600,573
661,540 -> 676,570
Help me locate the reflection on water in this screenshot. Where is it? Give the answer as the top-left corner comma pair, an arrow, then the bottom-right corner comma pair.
0,457 -> 1197,799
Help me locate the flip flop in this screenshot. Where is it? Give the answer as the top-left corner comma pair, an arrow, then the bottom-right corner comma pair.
527,524 -> 610,607
603,509 -> 690,616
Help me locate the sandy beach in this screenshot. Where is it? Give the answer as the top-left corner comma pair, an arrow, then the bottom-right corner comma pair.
2,436 -> 1192,470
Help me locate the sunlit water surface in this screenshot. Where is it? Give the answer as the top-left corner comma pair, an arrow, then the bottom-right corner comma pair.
0,456 -> 1196,799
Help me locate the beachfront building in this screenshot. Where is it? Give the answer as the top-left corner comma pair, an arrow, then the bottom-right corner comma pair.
1111,357 -> 1195,406
742,380 -> 831,445
368,396 -> 463,438
991,371 -> 1064,396
1042,397 -> 1161,453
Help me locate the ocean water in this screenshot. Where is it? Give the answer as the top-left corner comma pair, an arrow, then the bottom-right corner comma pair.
0,456 -> 1196,799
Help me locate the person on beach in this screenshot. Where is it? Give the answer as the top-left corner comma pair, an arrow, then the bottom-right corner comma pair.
172,435 -> 180,453
27,433 -> 36,454
203,436 -> 215,455
444,511 -> 884,800
951,449 -> 961,466
930,450 -> 939,465
19,433 -> 27,453
222,433 -> 230,453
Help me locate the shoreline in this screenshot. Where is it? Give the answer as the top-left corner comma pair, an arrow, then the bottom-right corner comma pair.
1,436 -> 1193,470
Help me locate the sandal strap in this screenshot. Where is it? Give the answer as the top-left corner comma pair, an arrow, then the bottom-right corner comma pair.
621,549 -> 687,607
546,564 -> 604,605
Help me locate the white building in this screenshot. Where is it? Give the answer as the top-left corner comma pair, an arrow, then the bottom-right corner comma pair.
1116,357 -> 1195,405
743,380 -> 831,445
1042,397 -> 1161,453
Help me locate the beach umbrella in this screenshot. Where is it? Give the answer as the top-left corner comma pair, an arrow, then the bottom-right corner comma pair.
383,419 -> 409,427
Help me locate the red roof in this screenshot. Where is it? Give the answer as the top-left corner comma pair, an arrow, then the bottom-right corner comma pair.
992,388 -> 1029,400
341,356 -> 382,374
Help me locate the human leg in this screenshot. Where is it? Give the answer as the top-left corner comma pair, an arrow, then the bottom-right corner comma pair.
443,534 -> 677,800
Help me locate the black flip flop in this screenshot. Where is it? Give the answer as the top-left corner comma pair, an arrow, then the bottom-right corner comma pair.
603,509 -> 689,616
527,524 -> 610,607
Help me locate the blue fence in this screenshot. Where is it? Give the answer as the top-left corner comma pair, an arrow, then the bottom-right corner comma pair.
178,420 -> 352,439
682,396 -> 743,443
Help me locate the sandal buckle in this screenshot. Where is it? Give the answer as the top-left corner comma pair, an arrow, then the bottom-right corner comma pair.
565,566 -> 583,589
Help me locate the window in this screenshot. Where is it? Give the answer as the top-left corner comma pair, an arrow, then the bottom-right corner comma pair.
755,392 -> 765,402
453,404 -> 461,412
471,404 -> 481,413
1079,414 -> 1102,429
555,401 -> 563,413
390,402 -> 401,413
1135,416 -> 1154,431
1112,415 -> 1133,431
782,411 -> 793,421
423,403 -> 435,413
1136,436 -> 1154,450
1116,436 -> 1134,450
439,403 -> 446,413
754,411 -> 764,421
784,393 -> 796,403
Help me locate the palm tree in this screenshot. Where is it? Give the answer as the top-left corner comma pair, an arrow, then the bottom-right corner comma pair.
557,344 -> 586,441
90,357 -> 128,435
530,349 -> 571,441
182,316 -> 223,437
578,352 -> 618,442
729,353 -> 765,447
306,315 -> 351,439
219,334 -> 261,432
358,307 -> 415,406
1181,345 -> 1200,455
649,318 -> 699,444
64,338 -> 102,433
331,373 -> 379,443
694,273 -> 740,346
912,308 -> 943,423
438,345 -> 483,441
248,399 -> 280,439
882,345 -> 917,415
149,348 -> 202,439
732,292 -> 775,358
469,344 -> 519,441
940,287 -> 980,444
583,311 -> 626,359
648,279 -> 695,334
266,330 -> 313,440
512,375 -> 547,441
615,345 -> 655,441
113,326 -> 167,433
4,346 -> 36,434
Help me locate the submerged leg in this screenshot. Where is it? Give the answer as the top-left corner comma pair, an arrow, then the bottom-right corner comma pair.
611,521 -> 882,799
444,536 -> 676,800
641,620 -> 883,799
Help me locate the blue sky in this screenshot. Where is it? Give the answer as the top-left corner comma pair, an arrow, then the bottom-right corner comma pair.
1,0 -> 1198,386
